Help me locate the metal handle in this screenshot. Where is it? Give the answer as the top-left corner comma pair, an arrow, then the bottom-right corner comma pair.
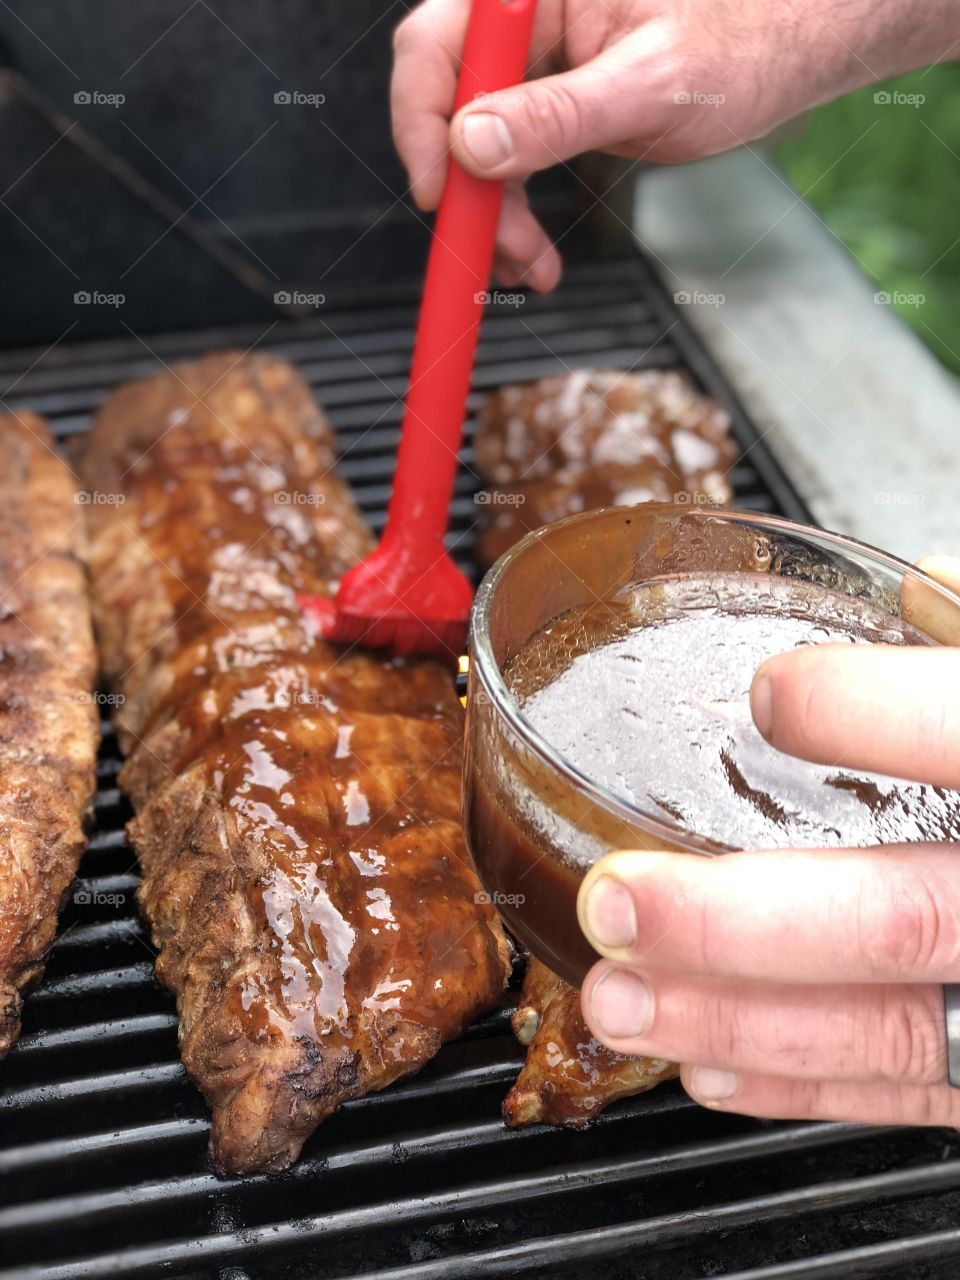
944,985 -> 960,1087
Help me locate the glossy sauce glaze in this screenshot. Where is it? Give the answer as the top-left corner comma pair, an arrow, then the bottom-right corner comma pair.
81,354 -> 509,1172
472,370 -> 737,568
503,958 -> 676,1127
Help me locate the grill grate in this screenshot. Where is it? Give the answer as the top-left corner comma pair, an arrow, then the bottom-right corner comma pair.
2,258 -> 959,1280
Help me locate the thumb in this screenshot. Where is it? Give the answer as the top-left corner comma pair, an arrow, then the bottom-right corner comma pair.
450,37 -> 661,178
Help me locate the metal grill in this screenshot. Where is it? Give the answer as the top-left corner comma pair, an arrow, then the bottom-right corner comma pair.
2,258 -> 959,1280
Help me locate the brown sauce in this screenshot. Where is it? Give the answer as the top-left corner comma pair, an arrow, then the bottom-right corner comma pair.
466,572 -> 960,984
107,399 -> 494,1047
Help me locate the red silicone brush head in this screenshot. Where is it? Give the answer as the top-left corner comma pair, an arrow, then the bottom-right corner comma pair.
299,543 -> 473,661
295,0 -> 537,664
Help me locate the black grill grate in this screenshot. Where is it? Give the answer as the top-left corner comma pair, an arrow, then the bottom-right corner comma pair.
2,258 -> 960,1280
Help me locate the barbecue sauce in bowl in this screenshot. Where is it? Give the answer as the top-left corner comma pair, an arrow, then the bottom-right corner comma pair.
465,571 -> 960,985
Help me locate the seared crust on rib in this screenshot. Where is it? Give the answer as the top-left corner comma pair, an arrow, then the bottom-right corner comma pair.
473,369 -> 736,568
503,959 -> 677,1128
79,353 -> 510,1174
0,413 -> 98,1055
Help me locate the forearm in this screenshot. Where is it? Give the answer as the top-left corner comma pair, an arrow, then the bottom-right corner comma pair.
391,0 -> 960,281
784,0 -> 959,113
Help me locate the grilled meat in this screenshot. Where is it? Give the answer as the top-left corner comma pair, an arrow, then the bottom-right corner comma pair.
474,369 -> 736,567
79,352 -> 511,1175
0,413 -> 98,1056
504,959 -> 677,1128
474,369 -> 710,1124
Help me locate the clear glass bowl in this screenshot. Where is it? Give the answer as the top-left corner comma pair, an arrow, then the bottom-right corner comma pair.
462,504 -> 960,985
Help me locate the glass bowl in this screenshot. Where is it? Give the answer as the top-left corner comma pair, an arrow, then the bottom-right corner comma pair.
462,504 -> 960,985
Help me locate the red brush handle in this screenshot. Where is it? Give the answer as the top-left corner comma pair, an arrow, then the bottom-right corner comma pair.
383,0 -> 536,550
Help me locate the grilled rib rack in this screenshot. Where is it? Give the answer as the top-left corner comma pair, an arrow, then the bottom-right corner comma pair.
2,259 -> 960,1280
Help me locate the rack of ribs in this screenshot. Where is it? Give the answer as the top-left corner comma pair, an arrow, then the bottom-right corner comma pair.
78,353 -> 511,1175
473,368 -> 736,569
0,413 -> 99,1056
471,369 -> 730,1125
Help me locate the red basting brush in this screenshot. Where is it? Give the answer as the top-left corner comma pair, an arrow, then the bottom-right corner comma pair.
299,0 -> 537,660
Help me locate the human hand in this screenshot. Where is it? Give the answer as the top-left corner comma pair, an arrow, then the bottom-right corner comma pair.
391,0 -> 957,288
577,556 -> 960,1126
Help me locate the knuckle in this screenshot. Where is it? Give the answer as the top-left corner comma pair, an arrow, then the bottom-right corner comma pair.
696,989 -> 745,1066
523,79 -> 586,152
931,1093 -> 960,1126
900,1079 -> 960,1127
792,670 -> 825,751
857,873 -> 955,979
392,13 -> 420,53
917,697 -> 956,776
872,990 -> 945,1083
795,1078 -> 834,1117
673,879 -> 717,974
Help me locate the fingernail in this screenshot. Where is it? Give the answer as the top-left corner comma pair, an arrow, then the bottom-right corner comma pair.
689,1066 -> 740,1103
750,672 -> 773,740
582,874 -> 637,950
590,968 -> 654,1038
459,112 -> 514,169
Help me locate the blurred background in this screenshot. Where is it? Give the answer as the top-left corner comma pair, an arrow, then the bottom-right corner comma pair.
777,65 -> 960,376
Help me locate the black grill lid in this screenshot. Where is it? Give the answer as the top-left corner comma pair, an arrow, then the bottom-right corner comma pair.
2,259 -> 959,1280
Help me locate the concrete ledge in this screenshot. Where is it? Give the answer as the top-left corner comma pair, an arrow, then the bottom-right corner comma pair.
634,148 -> 960,561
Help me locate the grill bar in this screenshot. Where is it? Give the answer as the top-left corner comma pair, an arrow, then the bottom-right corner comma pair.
9,1147 -> 958,1280
5,1126 -> 922,1279
346,1206 -> 960,1280
720,1233 -> 960,1280
2,257 -> 952,1280
9,1013 -> 174,1056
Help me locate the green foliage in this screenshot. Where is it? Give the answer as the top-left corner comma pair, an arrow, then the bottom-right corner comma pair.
775,65 -> 960,375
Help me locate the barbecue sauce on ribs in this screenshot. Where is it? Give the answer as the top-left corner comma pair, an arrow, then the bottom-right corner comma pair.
80,353 -> 510,1173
